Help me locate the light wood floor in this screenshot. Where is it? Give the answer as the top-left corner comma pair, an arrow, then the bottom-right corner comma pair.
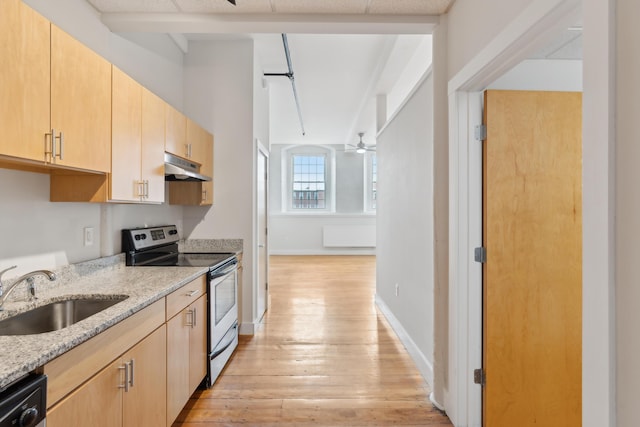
174,255 -> 453,426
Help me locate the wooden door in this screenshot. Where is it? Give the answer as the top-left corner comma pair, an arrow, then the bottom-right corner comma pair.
188,296 -> 208,392
0,0 -> 50,162
51,25 -> 111,172
483,90 -> 582,426
257,147 -> 269,319
111,66 -> 142,201
123,325 -> 167,427
47,358 -> 122,427
141,88 -> 166,203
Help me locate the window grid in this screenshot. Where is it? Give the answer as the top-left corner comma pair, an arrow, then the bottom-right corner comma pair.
292,155 -> 326,209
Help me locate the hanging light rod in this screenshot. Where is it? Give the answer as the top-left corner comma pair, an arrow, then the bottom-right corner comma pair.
264,34 -> 306,136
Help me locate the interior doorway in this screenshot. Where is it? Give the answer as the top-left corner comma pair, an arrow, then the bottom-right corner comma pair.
256,142 -> 269,322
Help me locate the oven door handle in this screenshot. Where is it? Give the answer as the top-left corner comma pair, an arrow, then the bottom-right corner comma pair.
210,260 -> 238,279
210,322 -> 238,360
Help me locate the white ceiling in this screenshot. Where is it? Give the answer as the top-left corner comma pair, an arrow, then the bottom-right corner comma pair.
85,0 -> 452,146
87,0 -> 454,15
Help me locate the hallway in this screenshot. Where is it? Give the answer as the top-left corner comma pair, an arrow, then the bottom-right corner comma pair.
174,255 -> 452,426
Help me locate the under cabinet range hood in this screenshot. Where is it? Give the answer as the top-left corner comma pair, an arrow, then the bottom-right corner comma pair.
164,152 -> 212,182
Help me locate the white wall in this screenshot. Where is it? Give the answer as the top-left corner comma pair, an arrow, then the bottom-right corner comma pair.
376,73 -> 435,385
488,59 -> 582,91
23,0 -> 184,109
269,144 -> 376,255
182,40 -> 257,331
446,0 -> 534,79
0,0 -> 186,275
616,0 -> 639,424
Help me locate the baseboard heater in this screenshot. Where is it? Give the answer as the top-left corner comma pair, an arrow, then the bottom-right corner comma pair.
322,225 -> 376,248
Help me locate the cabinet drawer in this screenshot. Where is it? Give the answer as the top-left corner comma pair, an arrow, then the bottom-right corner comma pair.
166,275 -> 206,320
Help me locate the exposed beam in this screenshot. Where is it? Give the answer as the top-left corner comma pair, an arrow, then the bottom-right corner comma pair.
100,13 -> 439,35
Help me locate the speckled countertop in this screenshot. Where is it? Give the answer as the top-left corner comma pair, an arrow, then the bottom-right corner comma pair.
0,254 -> 210,390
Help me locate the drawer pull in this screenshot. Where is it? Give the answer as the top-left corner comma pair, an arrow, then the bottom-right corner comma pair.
186,289 -> 200,298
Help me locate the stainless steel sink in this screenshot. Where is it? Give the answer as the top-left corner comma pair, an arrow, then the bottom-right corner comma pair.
0,296 -> 128,336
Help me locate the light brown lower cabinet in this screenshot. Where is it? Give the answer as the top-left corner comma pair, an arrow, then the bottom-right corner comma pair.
166,294 -> 207,426
47,325 -> 167,427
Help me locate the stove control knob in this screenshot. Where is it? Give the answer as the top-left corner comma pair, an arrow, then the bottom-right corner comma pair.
134,234 -> 141,240
169,230 -> 177,235
19,406 -> 38,427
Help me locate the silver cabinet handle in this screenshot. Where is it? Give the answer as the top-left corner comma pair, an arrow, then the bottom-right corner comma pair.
186,289 -> 200,297
143,180 -> 149,199
188,144 -> 192,158
202,189 -> 207,202
119,363 -> 129,392
185,143 -> 190,158
192,307 -> 197,328
50,128 -> 56,160
58,131 -> 64,160
186,308 -> 194,327
136,181 -> 144,199
128,359 -> 134,388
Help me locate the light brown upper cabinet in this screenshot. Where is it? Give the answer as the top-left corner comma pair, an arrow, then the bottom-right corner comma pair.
140,88 -> 166,203
111,67 -> 164,203
0,0 -> 51,163
0,0 -> 111,173
168,120 -> 214,206
50,25 -> 111,173
165,105 -> 187,159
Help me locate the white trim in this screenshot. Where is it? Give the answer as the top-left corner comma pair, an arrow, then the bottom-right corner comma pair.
582,1 -> 616,426
255,141 -> 270,324
375,294 -> 434,390
269,248 -> 376,256
239,322 -> 255,336
377,66 -> 433,138
447,0 -> 581,94
270,213 -> 376,218
446,1 -> 582,425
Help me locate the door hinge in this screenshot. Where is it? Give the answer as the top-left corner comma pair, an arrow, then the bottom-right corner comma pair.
474,369 -> 486,386
474,247 -> 487,263
475,124 -> 487,141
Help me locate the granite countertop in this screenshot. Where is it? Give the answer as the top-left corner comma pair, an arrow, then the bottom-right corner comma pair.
0,255 -> 209,390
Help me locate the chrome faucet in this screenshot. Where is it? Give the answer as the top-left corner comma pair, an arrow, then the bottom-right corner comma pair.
0,266 -> 57,311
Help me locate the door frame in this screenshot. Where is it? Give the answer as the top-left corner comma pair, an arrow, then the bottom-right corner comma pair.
444,0 -> 613,425
254,140 -> 270,322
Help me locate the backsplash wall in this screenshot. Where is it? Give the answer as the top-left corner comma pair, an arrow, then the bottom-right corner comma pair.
0,168 -> 183,278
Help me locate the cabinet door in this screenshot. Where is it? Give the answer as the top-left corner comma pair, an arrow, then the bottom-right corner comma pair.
165,104 -> 187,159
189,295 -> 208,391
51,25 -> 111,172
111,66 -> 142,201
141,88 -> 166,203
0,0 -> 50,162
123,325 -> 167,427
200,133 -> 214,206
47,358 -> 122,427
166,308 -> 191,426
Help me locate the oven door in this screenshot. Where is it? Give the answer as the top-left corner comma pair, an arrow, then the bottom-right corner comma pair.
208,267 -> 238,350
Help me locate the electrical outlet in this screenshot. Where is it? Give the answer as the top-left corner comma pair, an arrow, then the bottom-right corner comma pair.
84,227 -> 94,246
395,283 -> 399,297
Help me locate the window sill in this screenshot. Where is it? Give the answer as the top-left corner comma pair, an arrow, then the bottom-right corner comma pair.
272,212 -> 376,219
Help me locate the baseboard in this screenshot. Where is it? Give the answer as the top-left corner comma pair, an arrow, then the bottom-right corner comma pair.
239,322 -> 255,335
269,249 -> 376,256
375,294 -> 435,389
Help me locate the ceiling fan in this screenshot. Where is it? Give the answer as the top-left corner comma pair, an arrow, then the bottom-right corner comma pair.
348,132 -> 376,154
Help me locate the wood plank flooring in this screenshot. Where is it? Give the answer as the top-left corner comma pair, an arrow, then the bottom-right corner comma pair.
173,255 -> 452,426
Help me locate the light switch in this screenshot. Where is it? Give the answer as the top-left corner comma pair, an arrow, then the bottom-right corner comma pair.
84,227 -> 94,246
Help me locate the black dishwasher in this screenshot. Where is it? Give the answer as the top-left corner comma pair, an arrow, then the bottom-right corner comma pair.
0,374 -> 46,427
